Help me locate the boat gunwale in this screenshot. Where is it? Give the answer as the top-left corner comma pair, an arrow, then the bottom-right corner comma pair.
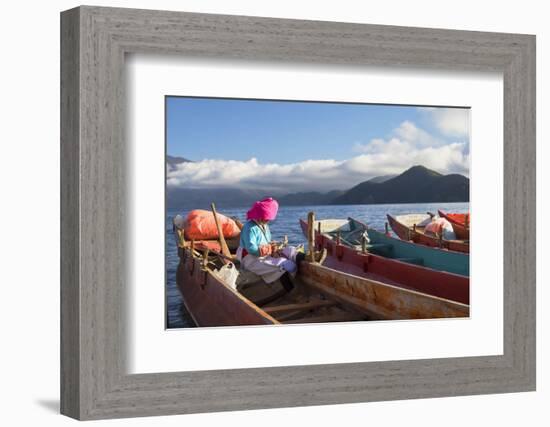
351,216 -> 469,257
302,218 -> 469,277
304,259 -> 469,309
438,209 -> 469,228
299,261 -> 469,320
299,217 -> 470,305
438,209 -> 470,241
178,246 -> 281,326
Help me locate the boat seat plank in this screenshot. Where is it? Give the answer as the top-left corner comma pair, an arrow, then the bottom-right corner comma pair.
263,300 -> 337,314
285,311 -> 366,324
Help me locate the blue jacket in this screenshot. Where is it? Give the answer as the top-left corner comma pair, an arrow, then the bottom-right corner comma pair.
239,220 -> 271,256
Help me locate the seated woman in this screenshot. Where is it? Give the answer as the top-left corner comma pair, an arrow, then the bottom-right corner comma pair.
236,197 -> 304,292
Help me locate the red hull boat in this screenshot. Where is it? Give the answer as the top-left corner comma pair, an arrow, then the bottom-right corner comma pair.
300,219 -> 469,305
438,210 -> 470,240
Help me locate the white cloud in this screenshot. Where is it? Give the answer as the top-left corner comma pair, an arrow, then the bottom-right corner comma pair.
167,157 -> 348,193
347,139 -> 469,178
394,120 -> 441,146
419,107 -> 470,137
168,120 -> 470,193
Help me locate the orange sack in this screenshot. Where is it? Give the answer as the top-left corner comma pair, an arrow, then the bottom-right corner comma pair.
184,209 -> 240,241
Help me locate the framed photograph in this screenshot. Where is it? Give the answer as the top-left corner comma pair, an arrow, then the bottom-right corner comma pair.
165,97 -> 471,331
61,6 -> 536,420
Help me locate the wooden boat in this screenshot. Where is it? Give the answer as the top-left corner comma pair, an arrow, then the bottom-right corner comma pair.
174,229 -> 469,327
438,210 -> 470,240
387,213 -> 469,254
300,218 -> 469,304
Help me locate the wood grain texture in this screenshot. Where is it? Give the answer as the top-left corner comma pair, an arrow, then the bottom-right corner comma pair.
60,6 -> 536,420
60,7 -> 80,419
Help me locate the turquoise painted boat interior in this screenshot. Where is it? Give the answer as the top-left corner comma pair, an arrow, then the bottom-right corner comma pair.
343,218 -> 470,277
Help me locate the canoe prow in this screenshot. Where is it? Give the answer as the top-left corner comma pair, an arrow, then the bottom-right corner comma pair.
438,209 -> 470,240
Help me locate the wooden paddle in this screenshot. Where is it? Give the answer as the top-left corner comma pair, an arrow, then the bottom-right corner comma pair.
307,211 -> 316,262
211,203 -> 231,258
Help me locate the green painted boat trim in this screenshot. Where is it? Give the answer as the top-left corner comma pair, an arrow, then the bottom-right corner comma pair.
348,218 -> 470,277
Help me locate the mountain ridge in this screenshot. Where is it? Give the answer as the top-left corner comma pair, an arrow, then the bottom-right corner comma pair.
166,161 -> 469,209
331,165 -> 469,205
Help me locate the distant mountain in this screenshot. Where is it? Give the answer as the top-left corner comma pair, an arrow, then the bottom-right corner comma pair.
277,190 -> 345,206
367,174 -> 397,184
168,188 -> 345,210
166,163 -> 469,210
166,155 -> 264,210
166,187 -> 272,210
167,155 -> 193,171
331,165 -> 469,205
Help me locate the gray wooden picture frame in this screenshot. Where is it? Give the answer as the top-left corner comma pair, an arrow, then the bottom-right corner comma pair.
60,5 -> 536,420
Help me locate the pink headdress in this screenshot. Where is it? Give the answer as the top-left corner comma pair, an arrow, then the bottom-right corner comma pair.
246,197 -> 279,221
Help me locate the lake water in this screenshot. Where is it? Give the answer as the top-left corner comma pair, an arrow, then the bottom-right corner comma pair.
166,201 -> 469,328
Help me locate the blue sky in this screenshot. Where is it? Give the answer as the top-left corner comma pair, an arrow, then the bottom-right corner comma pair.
166,96 -> 470,192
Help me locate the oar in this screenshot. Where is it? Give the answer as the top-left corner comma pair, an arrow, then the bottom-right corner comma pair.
211,203 -> 231,258
307,211 -> 316,262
